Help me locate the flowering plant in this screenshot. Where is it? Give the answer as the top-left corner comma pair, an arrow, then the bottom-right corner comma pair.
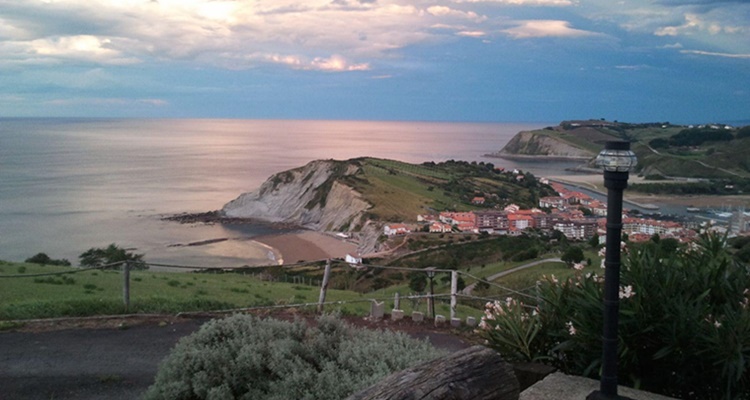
478,232 -> 750,400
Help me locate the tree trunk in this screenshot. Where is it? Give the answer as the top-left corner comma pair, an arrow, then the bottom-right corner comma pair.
346,345 -> 519,400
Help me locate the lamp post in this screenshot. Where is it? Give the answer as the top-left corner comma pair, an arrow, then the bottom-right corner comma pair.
587,141 -> 637,400
426,267 -> 436,319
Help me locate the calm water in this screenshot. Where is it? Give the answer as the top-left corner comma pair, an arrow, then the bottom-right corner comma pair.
0,118 -> 574,267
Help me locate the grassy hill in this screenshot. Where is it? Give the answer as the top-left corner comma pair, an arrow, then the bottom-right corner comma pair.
341,158 -> 556,223
498,120 -> 750,181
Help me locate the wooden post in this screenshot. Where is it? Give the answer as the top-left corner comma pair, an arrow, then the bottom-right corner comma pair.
394,292 -> 400,310
317,259 -> 332,313
123,261 -> 130,311
450,270 -> 458,321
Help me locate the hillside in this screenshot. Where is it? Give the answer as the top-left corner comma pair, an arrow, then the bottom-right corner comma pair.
222,157 -> 555,252
495,120 -> 750,181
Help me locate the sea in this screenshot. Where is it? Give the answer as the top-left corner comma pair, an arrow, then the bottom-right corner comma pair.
1,118 -> 589,268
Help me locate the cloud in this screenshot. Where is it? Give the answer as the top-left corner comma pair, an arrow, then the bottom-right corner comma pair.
502,20 -> 596,38
662,42 -> 684,48
653,13 -> 745,36
427,6 -> 487,22
456,31 -> 487,37
0,0 -> 428,71
238,52 -> 370,72
453,0 -> 576,6
45,97 -> 169,107
615,64 -> 650,70
680,49 -> 750,59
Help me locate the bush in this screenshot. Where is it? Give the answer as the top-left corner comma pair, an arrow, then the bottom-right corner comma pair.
479,233 -> 750,400
145,314 -> 442,400
25,252 -> 71,266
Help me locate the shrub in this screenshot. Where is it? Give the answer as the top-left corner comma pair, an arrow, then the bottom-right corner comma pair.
479,233 -> 750,400
145,314 -> 442,400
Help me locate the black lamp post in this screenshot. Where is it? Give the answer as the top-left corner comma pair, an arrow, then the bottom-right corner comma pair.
587,141 -> 637,400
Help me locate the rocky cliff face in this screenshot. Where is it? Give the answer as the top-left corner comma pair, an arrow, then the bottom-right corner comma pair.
221,159 -> 389,254
498,131 -> 593,159
222,160 -> 372,233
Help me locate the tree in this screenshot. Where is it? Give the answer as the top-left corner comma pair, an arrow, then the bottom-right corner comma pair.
408,272 -> 427,292
560,246 -> 584,266
79,244 -> 147,270
25,252 -> 71,266
588,234 -> 600,249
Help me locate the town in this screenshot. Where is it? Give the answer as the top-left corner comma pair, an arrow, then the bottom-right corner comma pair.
384,177 -> 747,243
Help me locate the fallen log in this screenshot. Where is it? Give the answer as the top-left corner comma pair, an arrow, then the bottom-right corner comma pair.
345,345 -> 519,400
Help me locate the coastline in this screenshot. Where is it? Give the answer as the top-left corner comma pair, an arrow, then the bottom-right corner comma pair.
485,153 -> 592,162
548,174 -> 750,210
252,230 -> 358,265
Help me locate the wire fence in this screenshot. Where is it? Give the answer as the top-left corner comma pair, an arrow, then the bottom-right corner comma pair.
1,257 -> 543,322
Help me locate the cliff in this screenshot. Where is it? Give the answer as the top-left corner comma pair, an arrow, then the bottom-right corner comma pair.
222,160 -> 384,254
496,130 -> 594,160
223,159 -> 371,231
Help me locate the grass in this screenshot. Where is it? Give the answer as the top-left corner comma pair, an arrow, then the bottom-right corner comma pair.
0,262 -> 372,320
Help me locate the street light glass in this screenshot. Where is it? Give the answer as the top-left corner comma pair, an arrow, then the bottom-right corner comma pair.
595,142 -> 637,172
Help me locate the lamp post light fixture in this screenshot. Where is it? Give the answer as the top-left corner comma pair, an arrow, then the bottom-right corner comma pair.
425,267 -> 436,319
587,141 -> 637,400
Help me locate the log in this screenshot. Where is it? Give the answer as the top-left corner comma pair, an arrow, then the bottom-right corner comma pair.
345,345 -> 519,400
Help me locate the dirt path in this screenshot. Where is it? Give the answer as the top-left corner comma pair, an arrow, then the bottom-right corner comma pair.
463,258 -> 564,295
0,314 -> 471,400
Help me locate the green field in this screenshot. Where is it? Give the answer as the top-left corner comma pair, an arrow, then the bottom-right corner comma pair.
0,261 -> 377,320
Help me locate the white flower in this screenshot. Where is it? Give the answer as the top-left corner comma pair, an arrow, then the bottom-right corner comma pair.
714,320 -> 722,328
598,247 -> 606,257
619,285 -> 635,299
566,321 -> 576,336
551,274 -> 559,284
600,259 -> 606,269
573,262 -> 585,271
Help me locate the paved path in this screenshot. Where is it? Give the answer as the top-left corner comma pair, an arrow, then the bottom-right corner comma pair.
463,258 -> 564,295
0,316 -> 470,400
0,318 -> 208,400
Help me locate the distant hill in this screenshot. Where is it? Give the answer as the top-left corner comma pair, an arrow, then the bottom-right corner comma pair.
493,120 -> 750,180
222,157 -> 556,253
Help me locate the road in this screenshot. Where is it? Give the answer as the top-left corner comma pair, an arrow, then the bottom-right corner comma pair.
463,258 -> 564,295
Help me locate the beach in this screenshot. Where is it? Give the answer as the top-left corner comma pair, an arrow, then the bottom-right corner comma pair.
253,231 -> 358,265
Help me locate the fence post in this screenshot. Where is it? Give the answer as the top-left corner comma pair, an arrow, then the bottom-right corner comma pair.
318,259 -> 332,313
394,292 -> 400,310
450,270 -> 458,321
123,261 -> 130,311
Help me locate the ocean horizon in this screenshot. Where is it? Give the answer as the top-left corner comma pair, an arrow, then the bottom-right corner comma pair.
1,118 -> 576,267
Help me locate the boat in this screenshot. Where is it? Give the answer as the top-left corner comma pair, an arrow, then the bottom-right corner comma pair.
686,207 -> 701,213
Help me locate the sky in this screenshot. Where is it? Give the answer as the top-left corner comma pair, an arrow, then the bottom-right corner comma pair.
0,0 -> 748,124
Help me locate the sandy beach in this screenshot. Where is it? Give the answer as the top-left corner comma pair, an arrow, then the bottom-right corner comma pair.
253,231 -> 358,265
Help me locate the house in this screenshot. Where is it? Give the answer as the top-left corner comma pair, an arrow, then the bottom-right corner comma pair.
345,254 -> 362,266
508,213 -> 534,232
553,219 -> 598,240
504,204 -> 520,213
417,214 -> 437,222
539,196 -> 565,209
384,224 -> 411,236
475,210 -> 509,232
429,222 -> 453,233
471,196 -> 485,205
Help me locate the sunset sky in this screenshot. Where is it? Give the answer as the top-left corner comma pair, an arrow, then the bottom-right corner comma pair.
1,0 -> 748,123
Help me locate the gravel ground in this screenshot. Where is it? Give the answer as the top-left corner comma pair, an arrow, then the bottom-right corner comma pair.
0,313 -> 472,400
